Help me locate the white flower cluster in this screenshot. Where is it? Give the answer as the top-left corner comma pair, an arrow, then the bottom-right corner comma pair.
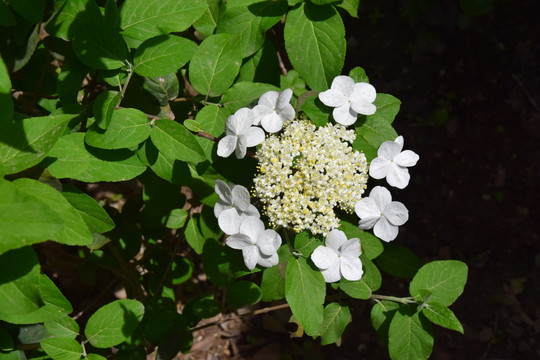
253,120 -> 369,235
217,89 -> 295,159
214,180 -> 281,270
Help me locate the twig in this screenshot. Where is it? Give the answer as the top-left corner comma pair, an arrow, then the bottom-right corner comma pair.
370,294 -> 418,304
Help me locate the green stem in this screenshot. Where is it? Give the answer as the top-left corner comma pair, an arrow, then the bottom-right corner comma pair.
370,294 -> 418,305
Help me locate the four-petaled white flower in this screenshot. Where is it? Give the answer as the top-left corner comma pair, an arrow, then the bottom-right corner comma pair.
214,180 -> 259,235
319,75 -> 377,126
217,107 -> 265,159
311,229 -> 363,283
226,216 -> 282,270
369,136 -> 419,189
354,186 -> 408,242
253,89 -> 295,133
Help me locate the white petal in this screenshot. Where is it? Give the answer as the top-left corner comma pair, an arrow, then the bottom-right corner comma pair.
394,135 -> 404,147
214,180 -> 232,204
218,208 -> 243,235
234,107 -> 255,133
278,104 -> 295,122
213,201 -> 229,218
239,216 -> 265,241
373,216 -> 399,242
383,201 -> 409,226
340,238 -> 361,258
257,235 -> 277,256
325,229 -> 348,252
260,112 -> 283,133
351,82 -> 376,103
231,185 -> 251,212
276,89 -> 293,109
377,140 -> 402,161
264,229 -> 282,250
244,204 -> 260,218
311,246 -> 339,270
321,263 -> 341,283
234,136 -> 247,159
252,104 -> 272,125
340,257 -> 363,281
242,245 -> 259,270
358,216 -> 380,230
355,197 -> 381,219
369,186 -> 392,211
332,104 -> 357,126
258,91 -> 279,108
369,157 -> 391,179
350,102 -> 376,116
319,89 -> 347,108
394,150 -> 419,167
217,136 -> 237,158
330,75 -> 355,96
258,252 -> 279,268
243,126 -> 265,147
386,164 -> 410,189
226,234 -> 254,249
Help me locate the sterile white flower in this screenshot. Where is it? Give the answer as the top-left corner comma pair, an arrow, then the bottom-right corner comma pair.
311,229 -> 363,283
369,136 -> 419,189
354,186 -> 408,242
252,89 -> 295,133
319,75 -> 376,126
217,107 -> 265,159
214,180 -> 259,235
226,216 -> 282,270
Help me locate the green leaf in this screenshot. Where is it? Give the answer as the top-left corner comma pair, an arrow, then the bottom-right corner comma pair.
85,108 -> 151,150
349,66 -> 369,83
337,218 -> 383,260
87,354 -> 107,360
318,302 -> 351,345
0,55 -> 13,123
57,57 -> 90,105
227,281 -> 263,309
182,294 -> 221,326
134,35 -> 197,77
45,0 -> 103,41
44,317 -> 80,339
170,257 -> 193,285
18,324 -> 49,344
13,178 -> 93,246
0,180 -> 63,253
120,0 -> 207,44
301,94 -> 331,127
0,114 -> 74,175
5,0 -> 44,24
339,255 -> 381,299
44,133 -> 147,182
85,299 -> 145,348
409,260 -> 468,306
165,209 -> 188,229
195,105 -> 228,159
285,257 -> 325,336
294,231 -> 323,257
284,3 -> 345,91
310,0 -> 335,4
375,244 -> 422,279
388,308 -> 433,360
72,22 -> 128,70
202,238 -> 255,287
184,216 -> 206,254
236,38 -> 280,86
151,119 -> 207,164
40,337 -> 82,360
0,1 -> 16,26
216,0 -> 287,58
0,248 -> 72,324
142,297 -> 188,343
188,33 -> 242,97
193,0 -> 221,36
141,73 -> 180,106
422,302 -> 463,334
61,184 -> 115,234
137,139 -> 192,185
221,81 -> 280,113
337,0 -> 360,18
260,246 -> 291,302
93,91 -> 121,130
370,301 -> 401,345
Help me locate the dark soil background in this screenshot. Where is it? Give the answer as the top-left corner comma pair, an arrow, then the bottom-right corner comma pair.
231,1 -> 540,359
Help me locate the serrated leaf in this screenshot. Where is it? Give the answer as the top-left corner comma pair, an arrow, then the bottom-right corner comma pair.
134,35 -> 197,77
141,73 -> 180,106
227,281 -> 262,309
370,301 -> 401,345
44,317 -> 80,340
409,260 -> 468,306
57,57 -> 90,105
185,216 -> 206,254
120,0 -> 207,44
85,300 -> 144,348
294,231 -> 323,257
337,0 -> 360,18
285,257 -> 325,336
13,178 -> 93,246
137,139 -> 192,185
193,0 -> 221,36
318,302 -> 351,345
45,0 -> 103,41
40,337 -> 82,360
375,244 -> 422,279
189,33 -> 242,97
165,209 -> 188,229
195,105 -> 228,158
0,55 -> 13,123
44,133 -> 147,182
339,255 -> 381,299
93,91 -> 121,130
18,324 -> 49,344
85,108 -> 151,149
0,114 -> 74,175
72,22 -> 127,70
349,66 -> 369,83
301,94 -> 331,127
237,38 -> 280,86
151,119 -> 207,164
202,238 -> 256,287
284,3 -> 345,91
62,184 -> 115,234
260,245 -> 291,301
388,309 -> 433,360
221,81 -> 280,113
216,0 -> 287,57
422,302 -> 463,334
338,219 -> 383,260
